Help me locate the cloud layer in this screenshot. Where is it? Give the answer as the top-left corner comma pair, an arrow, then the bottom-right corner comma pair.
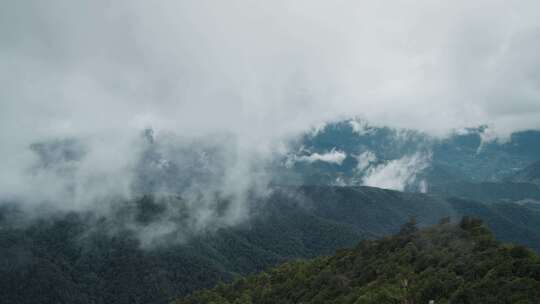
1,0 -> 540,215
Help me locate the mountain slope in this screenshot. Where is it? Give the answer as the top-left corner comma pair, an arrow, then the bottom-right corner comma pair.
178,219 -> 540,304
510,160 -> 540,185
2,186 -> 540,303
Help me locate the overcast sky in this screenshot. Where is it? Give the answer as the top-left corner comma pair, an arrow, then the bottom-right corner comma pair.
1,0 -> 540,210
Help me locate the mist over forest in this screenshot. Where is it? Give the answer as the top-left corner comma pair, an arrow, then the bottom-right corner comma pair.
2,1 -> 540,303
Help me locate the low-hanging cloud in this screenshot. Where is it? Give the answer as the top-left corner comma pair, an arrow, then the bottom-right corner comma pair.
295,149 -> 347,165
1,0 -> 540,234
361,153 -> 431,191
355,151 -> 378,171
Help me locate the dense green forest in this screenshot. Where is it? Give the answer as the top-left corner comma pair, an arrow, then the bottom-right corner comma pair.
178,218 -> 540,304
2,186 -> 540,303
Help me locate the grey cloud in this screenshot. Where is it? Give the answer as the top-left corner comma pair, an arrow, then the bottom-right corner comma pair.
1,0 -> 540,235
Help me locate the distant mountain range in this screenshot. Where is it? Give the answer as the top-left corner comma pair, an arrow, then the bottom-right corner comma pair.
276,119 -> 540,192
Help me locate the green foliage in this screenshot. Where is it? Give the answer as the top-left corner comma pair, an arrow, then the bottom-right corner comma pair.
399,216 -> 418,236
3,186 -> 540,303
177,220 -> 540,304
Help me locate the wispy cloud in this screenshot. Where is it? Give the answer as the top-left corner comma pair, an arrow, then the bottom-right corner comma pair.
361,153 -> 431,191
355,151 -> 378,171
295,149 -> 347,165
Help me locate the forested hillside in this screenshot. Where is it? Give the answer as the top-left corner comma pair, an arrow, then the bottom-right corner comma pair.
2,186 -> 540,303
178,218 -> 540,304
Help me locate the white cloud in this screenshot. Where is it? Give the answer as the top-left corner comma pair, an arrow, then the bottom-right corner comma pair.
349,119 -> 373,136
308,122 -> 328,137
418,179 -> 428,194
296,149 -> 347,165
355,151 -> 378,171
362,153 -> 431,191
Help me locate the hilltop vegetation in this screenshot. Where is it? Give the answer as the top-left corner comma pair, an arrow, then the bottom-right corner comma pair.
178,218 -> 540,304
